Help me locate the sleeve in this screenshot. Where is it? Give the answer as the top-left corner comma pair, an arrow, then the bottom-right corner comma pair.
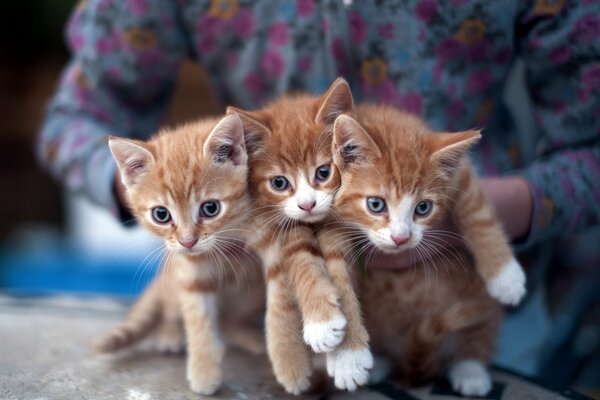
37,0 -> 187,215
515,0 -> 600,247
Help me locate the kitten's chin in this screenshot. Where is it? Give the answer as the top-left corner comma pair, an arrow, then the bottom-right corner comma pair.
370,239 -> 419,255
298,212 -> 328,223
375,245 -> 407,255
170,247 -> 206,257
286,211 -> 329,224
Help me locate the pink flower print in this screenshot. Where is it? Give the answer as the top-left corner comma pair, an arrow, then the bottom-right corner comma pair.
199,37 -> 215,53
467,39 -> 492,62
349,11 -> 368,44
494,47 -> 512,63
197,14 -> 227,39
448,99 -> 464,118
244,72 -> 264,93
433,63 -> 443,84
582,65 -> 600,89
400,92 -> 423,115
268,22 -> 289,46
138,48 -> 164,67
577,88 -> 592,103
70,33 -> 85,52
105,66 -> 123,81
550,46 -> 570,64
528,38 -> 542,50
448,82 -> 457,95
572,15 -> 600,43
226,51 -> 238,67
233,9 -> 256,38
415,0 -> 438,23
95,33 -> 120,55
372,80 -> 400,105
322,18 -> 329,34
553,102 -> 567,115
297,0 -> 315,17
126,0 -> 148,16
332,38 -> 346,61
435,38 -> 463,63
467,70 -> 492,94
98,0 -> 113,12
160,14 -> 176,28
378,23 -> 394,39
261,49 -> 286,77
297,56 -> 312,71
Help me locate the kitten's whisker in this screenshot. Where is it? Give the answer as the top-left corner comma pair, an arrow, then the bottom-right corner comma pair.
131,245 -> 164,293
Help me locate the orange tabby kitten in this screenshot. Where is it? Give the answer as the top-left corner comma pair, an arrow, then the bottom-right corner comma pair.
95,80 -> 368,394
104,114 -> 252,395
226,78 -> 371,393
319,105 -> 508,396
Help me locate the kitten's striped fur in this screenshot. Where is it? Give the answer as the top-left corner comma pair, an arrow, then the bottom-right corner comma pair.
94,80 -> 365,394
321,105 -> 515,396
101,114 -> 252,395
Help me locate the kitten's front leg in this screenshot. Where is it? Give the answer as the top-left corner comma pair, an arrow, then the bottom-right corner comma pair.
283,225 -> 347,353
455,165 -> 526,305
176,256 -> 224,395
317,225 -> 373,391
254,229 -> 313,394
264,271 -> 312,394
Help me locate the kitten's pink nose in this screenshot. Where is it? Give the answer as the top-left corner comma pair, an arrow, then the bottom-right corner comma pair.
179,237 -> 198,249
391,234 -> 410,246
298,201 -> 316,212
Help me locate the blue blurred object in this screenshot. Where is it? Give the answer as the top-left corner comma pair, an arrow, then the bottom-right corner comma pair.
0,244 -> 161,296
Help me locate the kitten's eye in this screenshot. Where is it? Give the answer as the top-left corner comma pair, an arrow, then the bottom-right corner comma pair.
366,197 -> 387,214
200,200 -> 221,218
315,164 -> 331,182
151,207 -> 171,224
271,176 -> 290,191
415,200 -> 433,217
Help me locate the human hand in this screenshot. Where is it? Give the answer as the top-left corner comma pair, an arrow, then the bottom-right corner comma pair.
478,176 -> 533,241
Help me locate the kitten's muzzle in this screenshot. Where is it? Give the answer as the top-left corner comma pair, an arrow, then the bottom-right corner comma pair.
298,201 -> 316,212
391,233 -> 410,246
179,237 -> 199,249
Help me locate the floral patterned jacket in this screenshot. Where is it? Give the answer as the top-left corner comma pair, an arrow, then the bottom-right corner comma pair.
38,0 -> 600,248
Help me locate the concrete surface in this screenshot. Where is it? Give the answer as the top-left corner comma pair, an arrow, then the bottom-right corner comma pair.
0,293 -> 590,400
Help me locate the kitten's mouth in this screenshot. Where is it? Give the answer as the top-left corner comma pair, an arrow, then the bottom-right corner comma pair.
374,240 -> 418,254
298,211 -> 328,223
172,247 -> 206,256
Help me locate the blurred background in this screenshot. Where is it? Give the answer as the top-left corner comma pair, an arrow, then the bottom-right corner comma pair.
0,2 -> 597,398
0,1 -> 221,296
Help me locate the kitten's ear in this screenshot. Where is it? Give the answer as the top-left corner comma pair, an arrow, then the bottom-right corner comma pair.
333,115 -> 381,169
428,130 -> 482,173
226,106 -> 271,155
108,137 -> 155,187
204,113 -> 247,166
315,77 -> 355,125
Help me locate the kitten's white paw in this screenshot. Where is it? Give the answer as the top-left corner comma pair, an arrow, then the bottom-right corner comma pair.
326,347 -> 374,391
277,372 -> 311,395
303,315 -> 347,353
448,360 -> 491,397
186,358 -> 223,395
152,334 -> 185,354
487,258 -> 526,306
187,372 -> 222,396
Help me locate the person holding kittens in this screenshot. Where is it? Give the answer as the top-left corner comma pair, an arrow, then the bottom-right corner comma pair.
38,0 -> 599,382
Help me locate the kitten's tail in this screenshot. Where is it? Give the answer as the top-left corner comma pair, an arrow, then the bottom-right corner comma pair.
92,281 -> 162,353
